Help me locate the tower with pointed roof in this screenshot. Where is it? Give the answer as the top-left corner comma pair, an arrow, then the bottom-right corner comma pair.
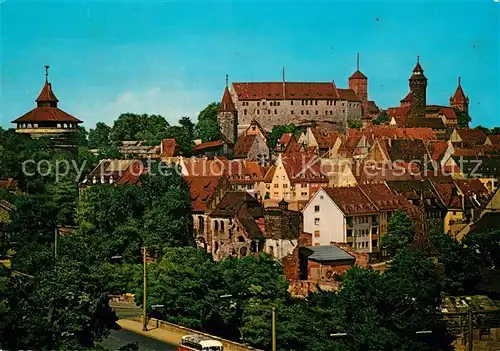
449,77 -> 469,113
348,53 -> 368,108
409,56 -> 428,118
217,75 -> 238,143
11,66 -> 82,151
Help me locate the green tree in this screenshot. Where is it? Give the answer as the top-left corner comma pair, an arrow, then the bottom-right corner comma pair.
0,257 -> 117,350
77,125 -> 89,147
179,116 -> 195,141
110,113 -> 169,144
381,209 -> 415,257
88,122 -> 112,148
195,102 -> 221,142
372,111 -> 389,125
268,124 -> 298,150
462,229 -> 500,268
347,119 -> 362,129
454,109 -> 472,128
162,125 -> 193,155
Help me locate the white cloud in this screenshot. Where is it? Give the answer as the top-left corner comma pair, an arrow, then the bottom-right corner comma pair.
74,85 -> 215,128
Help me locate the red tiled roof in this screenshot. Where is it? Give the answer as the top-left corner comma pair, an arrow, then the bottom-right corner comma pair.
232,82 -> 340,100
456,128 -> 487,148
282,154 -> 329,184
234,134 -> 257,158
388,139 -> 431,163
456,179 -> 488,197
311,129 -> 340,150
192,140 -> 225,152
451,82 -> 467,104
405,118 -> 446,129
12,107 -> 82,123
219,86 -> 236,113
36,81 -> 59,103
323,186 -> 378,215
349,70 -> 367,80
358,183 -> 403,211
337,88 -> 361,102
185,176 -> 221,212
432,182 -> 461,210
182,157 -> 227,177
367,101 -> 379,113
116,160 -> 149,185
400,92 -> 412,103
428,141 -> 449,161
279,132 -> 293,145
160,138 -> 178,157
438,107 -> 457,120
488,135 -> 500,145
0,178 -> 18,190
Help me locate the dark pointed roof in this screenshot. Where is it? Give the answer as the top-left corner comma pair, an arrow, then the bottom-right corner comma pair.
450,77 -> 468,104
349,70 -> 367,80
410,57 -> 427,81
400,92 -> 412,103
219,86 -> 236,113
11,72 -> 82,124
36,80 -> 59,103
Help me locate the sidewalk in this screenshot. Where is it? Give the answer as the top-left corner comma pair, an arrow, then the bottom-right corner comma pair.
117,319 -> 183,346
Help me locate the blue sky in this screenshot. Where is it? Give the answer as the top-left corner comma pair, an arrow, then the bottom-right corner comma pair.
1,0 -> 499,129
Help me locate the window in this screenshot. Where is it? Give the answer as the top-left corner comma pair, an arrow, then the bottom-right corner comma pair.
257,110 -> 260,115
314,205 -> 320,212
372,240 -> 378,247
301,192 -> 308,196
257,101 -> 260,106
301,183 -> 307,188
314,230 -> 320,238
314,218 -> 320,225
277,101 -> 280,106
274,109 -> 277,114
315,110 -> 318,115
274,192 -> 279,197
283,184 -> 288,189
320,195 -> 324,200
268,110 -> 271,114
291,110 -> 294,115
244,109 -> 247,115
315,100 -> 318,105
301,110 -> 304,115
274,184 -> 279,188
220,221 -> 225,231
291,101 -> 294,105
306,110 -> 309,115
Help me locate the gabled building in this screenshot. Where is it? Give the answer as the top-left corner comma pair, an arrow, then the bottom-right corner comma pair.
191,138 -> 234,158
449,128 -> 489,148
302,183 -> 418,253
11,66 -> 82,152
233,133 -> 269,160
208,191 -> 264,260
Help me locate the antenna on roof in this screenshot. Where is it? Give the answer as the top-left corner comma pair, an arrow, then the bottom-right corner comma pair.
356,53 -> 360,71
417,55 -> 420,63
458,76 -> 461,86
225,74 -> 228,88
44,65 -> 50,82
282,66 -> 286,100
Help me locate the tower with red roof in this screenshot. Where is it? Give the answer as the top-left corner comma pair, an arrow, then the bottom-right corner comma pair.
217,74 -> 238,143
348,53 -> 368,107
409,56 -> 428,118
11,66 -> 82,151
449,77 -> 469,113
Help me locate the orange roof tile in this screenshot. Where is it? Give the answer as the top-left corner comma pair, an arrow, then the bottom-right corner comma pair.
12,107 -> 82,123
232,82 -> 340,100
185,176 -> 221,212
36,81 -> 59,103
219,86 -> 236,112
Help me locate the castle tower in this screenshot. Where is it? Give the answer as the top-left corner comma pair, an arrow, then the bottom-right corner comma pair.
409,56 -> 427,118
217,75 -> 238,143
11,66 -> 82,152
348,53 -> 368,105
449,77 -> 469,113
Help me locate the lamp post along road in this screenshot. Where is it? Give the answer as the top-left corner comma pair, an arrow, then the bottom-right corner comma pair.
142,246 -> 147,332
272,306 -> 276,351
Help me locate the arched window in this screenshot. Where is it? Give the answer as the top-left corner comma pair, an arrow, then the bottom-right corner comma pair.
240,247 -> 247,257
238,236 -> 245,242
220,220 -> 225,232
214,221 -> 219,232
214,242 -> 219,253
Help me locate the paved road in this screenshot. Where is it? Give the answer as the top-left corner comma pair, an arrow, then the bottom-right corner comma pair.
101,329 -> 177,351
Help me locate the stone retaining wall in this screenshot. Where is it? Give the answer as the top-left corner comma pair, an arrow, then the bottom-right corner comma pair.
131,316 -> 262,351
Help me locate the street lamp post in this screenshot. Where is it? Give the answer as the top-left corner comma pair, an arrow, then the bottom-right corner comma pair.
142,246 -> 148,332
272,307 -> 276,351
